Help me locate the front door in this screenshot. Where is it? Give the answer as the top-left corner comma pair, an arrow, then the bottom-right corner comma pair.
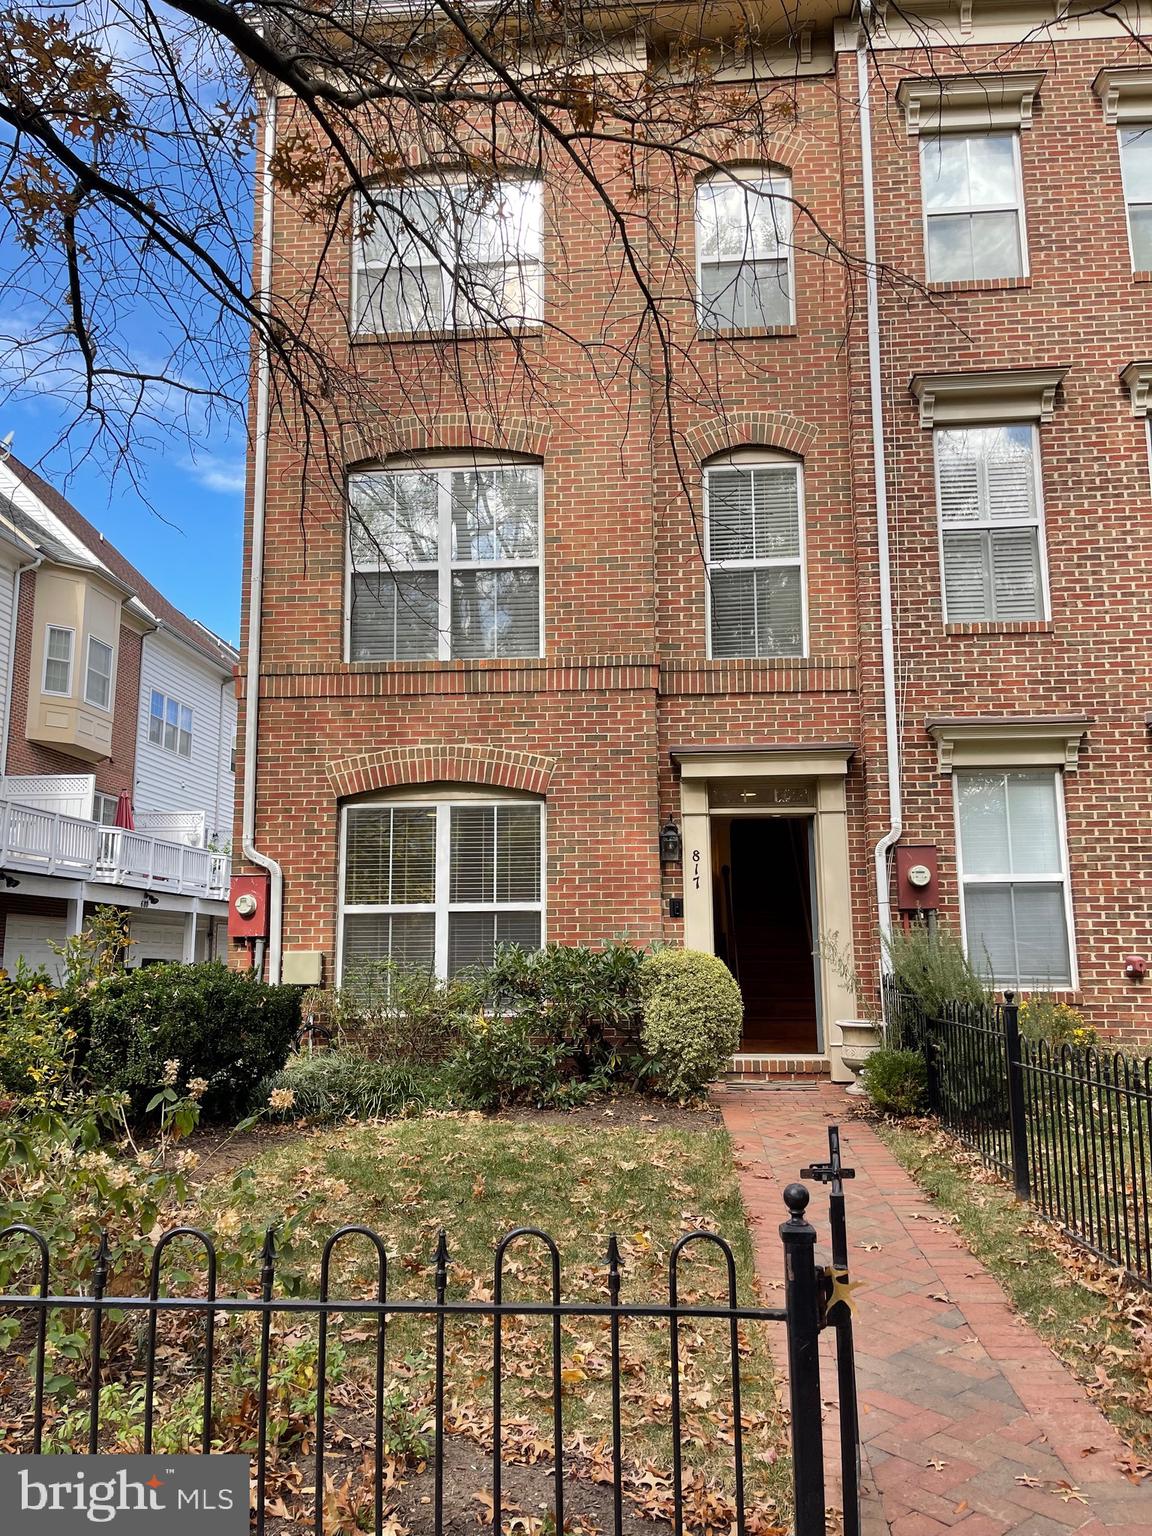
712,816 -> 820,1053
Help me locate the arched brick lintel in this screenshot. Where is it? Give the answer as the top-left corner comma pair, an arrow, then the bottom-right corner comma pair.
684,410 -> 818,463
326,746 -> 557,799
342,413 -> 551,467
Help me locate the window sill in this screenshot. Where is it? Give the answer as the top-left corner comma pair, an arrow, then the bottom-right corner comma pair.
944,621 -> 1053,636
926,277 -> 1031,295
1133,270 -> 1152,284
350,324 -> 544,346
696,326 -> 797,341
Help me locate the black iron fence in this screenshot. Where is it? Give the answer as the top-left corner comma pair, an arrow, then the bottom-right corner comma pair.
884,981 -> 1152,1286
0,1137 -> 859,1536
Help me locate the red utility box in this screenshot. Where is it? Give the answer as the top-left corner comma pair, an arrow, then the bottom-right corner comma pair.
228,873 -> 270,939
894,844 -> 940,913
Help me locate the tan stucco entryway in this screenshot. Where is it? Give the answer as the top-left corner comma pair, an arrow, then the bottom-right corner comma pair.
672,746 -> 856,1083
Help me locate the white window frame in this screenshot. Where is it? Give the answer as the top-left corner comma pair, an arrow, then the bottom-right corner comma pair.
336,795 -> 547,986
83,635 -> 115,710
93,791 -> 119,826
148,689 -> 193,759
345,455 -> 545,663
42,625 -> 75,697
1117,122 -> 1152,272
933,421 -> 1050,624
953,768 -> 1078,991
919,131 -> 1029,283
703,450 -> 808,660
694,168 -> 795,332
350,177 -> 544,336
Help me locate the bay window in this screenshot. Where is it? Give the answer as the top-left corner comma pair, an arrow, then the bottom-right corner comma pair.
339,796 -> 544,983
43,626 -> 74,695
353,179 -> 542,334
85,636 -> 114,709
956,770 -> 1075,989
348,459 -> 542,661
705,454 -> 805,658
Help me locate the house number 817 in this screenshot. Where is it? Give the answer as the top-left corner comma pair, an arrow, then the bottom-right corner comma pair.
692,849 -> 701,889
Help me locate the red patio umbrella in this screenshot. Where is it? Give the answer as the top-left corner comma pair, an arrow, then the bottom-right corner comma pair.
113,789 -> 135,830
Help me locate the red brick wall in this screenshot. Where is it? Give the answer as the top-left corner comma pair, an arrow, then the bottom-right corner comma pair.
6,569 -> 141,797
237,29 -> 1152,1039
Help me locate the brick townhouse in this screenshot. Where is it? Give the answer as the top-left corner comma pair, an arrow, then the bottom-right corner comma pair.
233,0 -> 1152,1070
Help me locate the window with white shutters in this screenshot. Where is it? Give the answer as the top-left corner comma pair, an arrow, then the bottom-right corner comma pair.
696,171 -> 793,331
956,770 -> 1074,988
705,456 -> 805,658
339,797 -> 544,984
920,133 -> 1026,282
935,424 -> 1046,623
348,460 -> 542,662
352,179 -> 542,335
1119,125 -> 1152,271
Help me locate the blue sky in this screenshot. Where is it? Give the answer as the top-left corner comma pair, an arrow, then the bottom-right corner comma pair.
2,400 -> 247,646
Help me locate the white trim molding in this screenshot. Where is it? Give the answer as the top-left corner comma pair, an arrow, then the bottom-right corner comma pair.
671,744 -> 854,780
896,71 -> 1045,136
1093,66 -> 1152,125
1121,360 -> 1152,415
927,716 -> 1090,775
910,368 -> 1067,428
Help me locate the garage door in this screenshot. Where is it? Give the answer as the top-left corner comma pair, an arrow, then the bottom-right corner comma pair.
3,915 -> 69,982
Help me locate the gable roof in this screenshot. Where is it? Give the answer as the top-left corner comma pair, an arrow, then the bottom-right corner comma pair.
0,453 -> 238,674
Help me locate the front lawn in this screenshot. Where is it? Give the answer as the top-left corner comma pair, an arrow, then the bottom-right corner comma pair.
189,1110 -> 791,1530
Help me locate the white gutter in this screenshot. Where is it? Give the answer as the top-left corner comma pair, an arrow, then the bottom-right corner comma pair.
241,89 -> 284,983
857,7 -> 903,968
0,548 -> 43,776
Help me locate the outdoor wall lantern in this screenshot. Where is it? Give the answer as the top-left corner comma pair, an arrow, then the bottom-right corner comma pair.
659,817 -> 682,865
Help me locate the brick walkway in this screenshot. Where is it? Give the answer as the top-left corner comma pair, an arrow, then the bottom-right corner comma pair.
719,1085 -> 1152,1536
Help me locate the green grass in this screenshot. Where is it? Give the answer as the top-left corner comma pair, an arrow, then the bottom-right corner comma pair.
195,1113 -> 791,1519
877,1119 -> 1152,1459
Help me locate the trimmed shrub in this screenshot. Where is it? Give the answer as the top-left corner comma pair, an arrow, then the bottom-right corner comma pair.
448,1011 -> 614,1111
263,1052 -> 447,1122
859,1048 -> 928,1117
81,963 -> 300,1120
638,949 -> 742,1103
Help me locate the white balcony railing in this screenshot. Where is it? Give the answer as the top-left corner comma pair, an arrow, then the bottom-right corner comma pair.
0,799 -> 230,900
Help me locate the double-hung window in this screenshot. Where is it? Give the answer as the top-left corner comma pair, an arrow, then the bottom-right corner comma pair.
936,424 -> 1046,622
956,770 -> 1074,988
921,133 -> 1026,281
84,637 -> 114,709
1119,125 -> 1152,269
348,460 -> 542,662
696,172 -> 793,330
340,797 -> 544,983
353,179 -> 543,334
43,626 -> 74,695
149,689 -> 193,758
705,455 -> 805,658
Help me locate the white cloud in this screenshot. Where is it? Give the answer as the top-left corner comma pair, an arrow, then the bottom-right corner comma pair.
181,452 -> 246,495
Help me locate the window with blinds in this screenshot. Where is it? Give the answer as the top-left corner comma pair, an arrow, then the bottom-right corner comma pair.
1120,125 -> 1152,271
705,460 -> 805,657
353,180 -> 543,335
920,133 -> 1026,282
349,462 -> 542,661
696,173 -> 793,331
935,424 -> 1045,623
340,799 -> 543,984
956,770 -> 1073,988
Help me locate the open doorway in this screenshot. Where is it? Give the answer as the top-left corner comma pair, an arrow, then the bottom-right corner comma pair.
712,816 -> 820,1053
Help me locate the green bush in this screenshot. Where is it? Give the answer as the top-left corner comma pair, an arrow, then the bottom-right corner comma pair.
448,1011 -> 614,1111
263,1051 -> 447,1122
859,1048 -> 928,1117
80,963 -> 300,1121
885,923 -> 989,1026
330,962 -> 477,1065
637,949 -> 742,1103
0,962 -> 78,1105
1018,995 -> 1097,1048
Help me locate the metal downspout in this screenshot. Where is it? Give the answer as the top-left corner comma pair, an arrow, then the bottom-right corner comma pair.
858,9 -> 903,969
241,89 -> 284,983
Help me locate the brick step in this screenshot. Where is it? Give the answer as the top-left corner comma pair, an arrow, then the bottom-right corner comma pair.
724,1054 -> 831,1085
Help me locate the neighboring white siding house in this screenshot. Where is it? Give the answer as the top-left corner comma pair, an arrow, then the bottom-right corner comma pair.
135,631 -> 236,847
